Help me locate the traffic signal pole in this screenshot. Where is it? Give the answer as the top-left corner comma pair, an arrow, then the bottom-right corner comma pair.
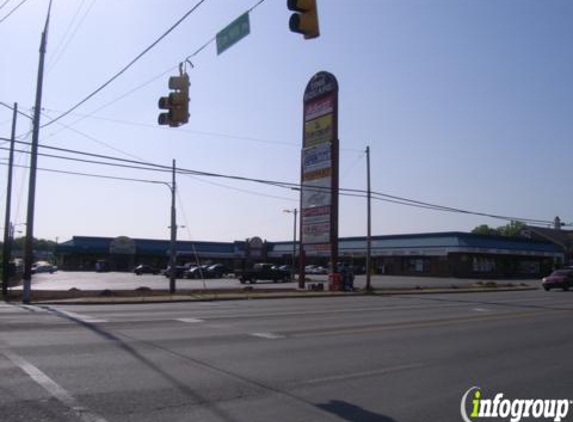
169,160 -> 177,294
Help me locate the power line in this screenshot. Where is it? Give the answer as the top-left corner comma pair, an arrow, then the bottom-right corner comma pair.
36,0 -> 277,143
0,0 -> 13,11
0,161 -> 167,185
47,0 -> 97,73
40,0 -> 210,129
0,0 -> 31,24
1,136 -> 560,226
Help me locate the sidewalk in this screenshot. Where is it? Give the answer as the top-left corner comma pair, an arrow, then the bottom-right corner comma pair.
3,281 -> 538,305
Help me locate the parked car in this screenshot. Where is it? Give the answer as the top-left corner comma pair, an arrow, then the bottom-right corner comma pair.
133,264 -> 160,275
183,265 -> 212,279
207,263 -> 231,278
163,263 -> 196,279
235,263 -> 291,284
542,269 -> 573,291
309,266 -> 328,275
31,261 -> 57,274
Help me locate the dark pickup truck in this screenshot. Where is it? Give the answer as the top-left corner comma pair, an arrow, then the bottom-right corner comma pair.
235,263 -> 291,284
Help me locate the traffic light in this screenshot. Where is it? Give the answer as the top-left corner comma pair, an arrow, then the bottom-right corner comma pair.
158,72 -> 189,127
287,0 -> 319,39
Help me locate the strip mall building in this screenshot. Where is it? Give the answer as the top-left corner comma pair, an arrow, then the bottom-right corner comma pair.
55,232 -> 562,279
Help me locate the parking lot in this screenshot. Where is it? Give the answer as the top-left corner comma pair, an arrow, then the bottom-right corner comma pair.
9,270 -> 540,292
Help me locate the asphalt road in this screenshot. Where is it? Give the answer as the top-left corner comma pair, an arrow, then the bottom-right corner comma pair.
13,271 -> 538,291
1,290 -> 572,422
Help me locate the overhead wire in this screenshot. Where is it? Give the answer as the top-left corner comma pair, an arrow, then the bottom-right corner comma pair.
0,0 -> 13,11
1,136 -> 560,226
34,0 -> 280,148
47,0 -> 97,73
0,0 -> 31,24
40,0 -> 210,129
0,161 -> 168,185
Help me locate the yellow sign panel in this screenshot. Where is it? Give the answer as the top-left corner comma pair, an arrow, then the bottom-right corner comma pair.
304,114 -> 333,147
303,167 -> 332,182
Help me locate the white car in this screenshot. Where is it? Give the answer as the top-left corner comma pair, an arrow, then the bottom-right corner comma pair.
32,261 -> 57,274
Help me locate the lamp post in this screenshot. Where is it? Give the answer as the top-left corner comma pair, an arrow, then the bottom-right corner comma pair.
151,160 -> 178,294
283,208 -> 298,283
365,145 -> 372,292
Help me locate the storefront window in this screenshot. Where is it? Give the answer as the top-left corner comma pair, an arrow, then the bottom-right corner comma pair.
472,257 -> 495,273
404,258 -> 430,273
518,260 -> 540,274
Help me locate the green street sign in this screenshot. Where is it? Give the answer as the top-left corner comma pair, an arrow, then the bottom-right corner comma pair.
216,12 -> 250,55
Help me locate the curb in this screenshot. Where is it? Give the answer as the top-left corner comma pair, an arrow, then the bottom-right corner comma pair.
4,285 -> 539,306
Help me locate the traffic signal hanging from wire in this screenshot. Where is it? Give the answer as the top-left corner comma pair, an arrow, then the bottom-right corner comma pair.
158,71 -> 190,127
287,0 -> 320,39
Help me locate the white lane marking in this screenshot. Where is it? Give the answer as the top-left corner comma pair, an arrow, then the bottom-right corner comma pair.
473,308 -> 490,312
45,307 -> 107,323
250,332 -> 286,340
301,363 -> 424,385
176,318 -> 204,323
1,348 -> 109,422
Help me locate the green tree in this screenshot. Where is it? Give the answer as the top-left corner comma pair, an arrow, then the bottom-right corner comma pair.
472,221 -> 527,237
10,237 -> 57,252
472,225 -> 499,236
496,220 -> 527,237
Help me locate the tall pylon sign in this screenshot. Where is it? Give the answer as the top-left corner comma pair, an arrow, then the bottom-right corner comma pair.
299,71 -> 339,270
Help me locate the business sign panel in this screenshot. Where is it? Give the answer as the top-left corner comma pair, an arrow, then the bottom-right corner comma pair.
302,142 -> 331,173
304,114 -> 334,147
299,71 -> 339,263
301,177 -> 331,208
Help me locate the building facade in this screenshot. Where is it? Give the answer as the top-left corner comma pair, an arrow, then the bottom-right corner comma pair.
55,232 -> 562,279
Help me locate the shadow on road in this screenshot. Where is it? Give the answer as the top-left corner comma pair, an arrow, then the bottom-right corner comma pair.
43,306 -> 243,422
317,400 -> 398,422
44,306 -> 373,422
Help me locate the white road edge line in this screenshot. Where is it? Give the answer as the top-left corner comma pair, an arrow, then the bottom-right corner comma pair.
251,332 -> 286,340
176,318 -> 204,323
1,348 -> 109,422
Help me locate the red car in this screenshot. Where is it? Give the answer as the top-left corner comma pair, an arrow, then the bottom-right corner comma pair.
542,269 -> 573,291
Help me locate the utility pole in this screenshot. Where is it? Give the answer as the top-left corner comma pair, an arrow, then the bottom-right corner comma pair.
365,145 -> 372,291
284,208 -> 298,283
169,160 -> 177,294
22,0 -> 53,304
2,103 -> 17,299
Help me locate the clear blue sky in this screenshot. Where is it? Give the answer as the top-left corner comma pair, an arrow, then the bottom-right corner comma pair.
1,0 -> 572,243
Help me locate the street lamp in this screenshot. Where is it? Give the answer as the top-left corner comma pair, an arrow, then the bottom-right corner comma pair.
150,160 -> 178,294
283,208 -> 298,283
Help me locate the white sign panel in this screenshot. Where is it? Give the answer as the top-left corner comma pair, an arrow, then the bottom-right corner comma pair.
302,177 -> 331,208
302,143 -> 332,173
302,222 -> 330,244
